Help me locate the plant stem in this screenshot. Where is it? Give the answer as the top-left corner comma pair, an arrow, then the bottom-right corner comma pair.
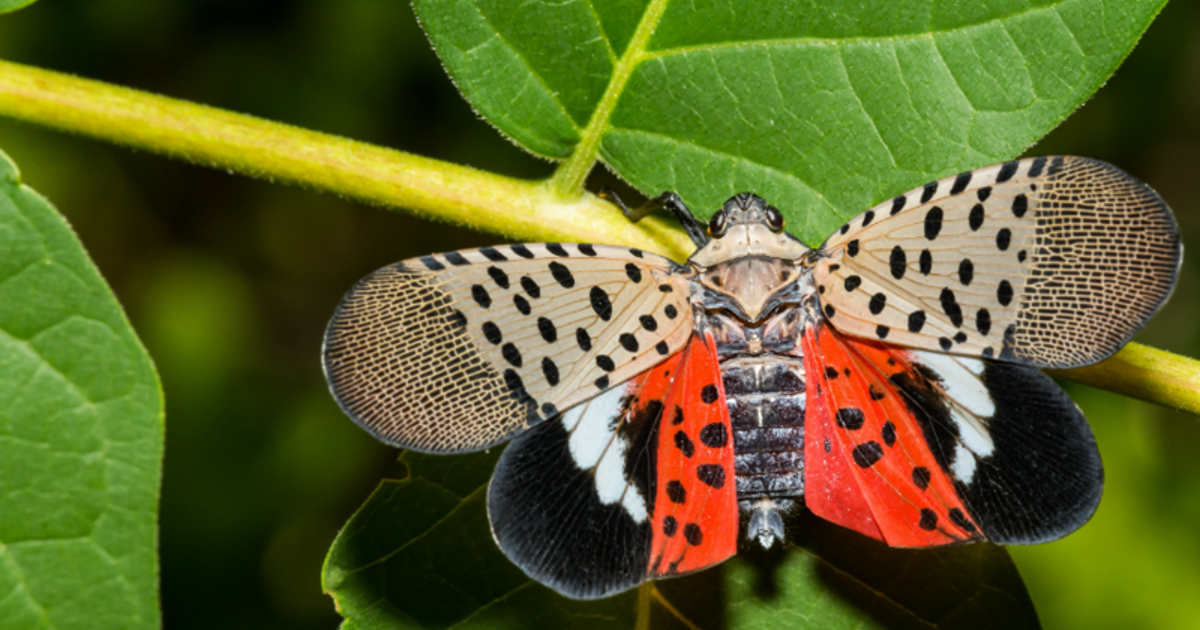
1050,343 -> 1200,416
0,59 -> 1198,417
0,59 -> 695,260
549,0 -> 671,197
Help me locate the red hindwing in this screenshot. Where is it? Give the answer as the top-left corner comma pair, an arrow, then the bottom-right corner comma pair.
646,331 -> 738,576
802,322 -> 983,547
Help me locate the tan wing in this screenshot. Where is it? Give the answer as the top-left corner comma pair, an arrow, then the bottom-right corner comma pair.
813,156 -> 1181,369
323,243 -> 693,453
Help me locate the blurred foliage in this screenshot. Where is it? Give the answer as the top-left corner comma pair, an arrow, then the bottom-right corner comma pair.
0,0 -> 1198,629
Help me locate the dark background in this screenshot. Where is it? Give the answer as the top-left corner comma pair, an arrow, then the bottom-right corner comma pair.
1,1 -> 1199,628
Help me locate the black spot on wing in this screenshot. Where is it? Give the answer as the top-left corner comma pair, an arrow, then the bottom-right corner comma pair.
479,246 -> 507,262
996,160 -> 1019,183
951,171 -> 972,194
890,246 -> 907,279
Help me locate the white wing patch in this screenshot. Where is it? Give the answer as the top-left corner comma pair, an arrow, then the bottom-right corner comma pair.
561,385 -> 648,523
323,242 -> 692,453
909,349 -> 996,486
815,156 -> 1180,369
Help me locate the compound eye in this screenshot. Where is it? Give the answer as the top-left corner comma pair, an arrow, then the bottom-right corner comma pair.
708,210 -> 728,238
764,206 -> 785,232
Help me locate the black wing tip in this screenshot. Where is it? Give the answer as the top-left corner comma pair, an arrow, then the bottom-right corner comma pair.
966,362 -> 1105,545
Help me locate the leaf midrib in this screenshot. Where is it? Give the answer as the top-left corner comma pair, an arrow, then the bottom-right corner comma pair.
550,0 -> 673,197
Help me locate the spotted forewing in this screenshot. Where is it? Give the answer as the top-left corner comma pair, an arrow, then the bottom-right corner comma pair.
815,156 -> 1180,368
323,243 -> 692,453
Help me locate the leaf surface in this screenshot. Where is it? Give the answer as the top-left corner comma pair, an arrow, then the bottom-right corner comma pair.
0,0 -> 39,14
0,149 -> 163,629
415,0 -> 1167,243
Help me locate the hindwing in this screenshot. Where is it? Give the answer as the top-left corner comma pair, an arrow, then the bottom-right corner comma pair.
814,156 -> 1181,369
803,321 -> 1102,547
323,243 -> 692,453
487,332 -> 736,600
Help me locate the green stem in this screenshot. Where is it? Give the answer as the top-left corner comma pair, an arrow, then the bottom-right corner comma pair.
1,59 -> 1198,417
1051,343 -> 1200,416
549,0 -> 671,196
0,59 -> 695,260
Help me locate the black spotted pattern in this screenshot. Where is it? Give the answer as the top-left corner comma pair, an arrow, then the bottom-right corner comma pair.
908,310 -> 927,333
625,263 -> 643,283
912,467 -> 931,490
596,355 -> 615,372
852,442 -> 884,468
998,280 -> 1014,306
844,276 -> 862,292
549,261 -> 575,288
1012,193 -> 1028,217
940,287 -> 963,327
545,243 -> 569,257
958,258 -> 974,286
977,309 -> 992,336
542,357 -> 560,386
969,204 -> 985,231
869,293 -> 887,315
674,430 -> 695,458
836,408 -> 865,430
919,249 -> 933,275
697,464 -> 726,489
590,287 -> 613,320
889,246 -> 907,280
701,384 -> 719,404
918,508 -> 938,531
513,295 -> 532,316
666,480 -> 686,504
576,327 -> 592,351
471,284 -> 492,309
881,421 -> 897,447
487,266 -> 510,289
482,321 -> 503,345
501,343 -> 522,367
996,228 -> 1012,251
699,423 -> 728,448
479,246 -> 507,262
521,276 -> 541,298
619,333 -> 639,352
924,207 -> 943,240
537,317 -> 556,342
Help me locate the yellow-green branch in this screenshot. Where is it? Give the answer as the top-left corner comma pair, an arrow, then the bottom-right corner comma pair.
0,59 -> 1198,416
0,59 -> 694,260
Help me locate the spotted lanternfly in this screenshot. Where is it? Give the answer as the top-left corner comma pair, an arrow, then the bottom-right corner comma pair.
323,156 -> 1181,599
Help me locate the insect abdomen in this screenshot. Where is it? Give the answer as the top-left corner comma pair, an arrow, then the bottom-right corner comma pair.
721,357 -> 806,504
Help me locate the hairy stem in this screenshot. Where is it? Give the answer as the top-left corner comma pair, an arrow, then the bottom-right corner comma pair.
0,59 -> 695,259
0,59 -> 1197,416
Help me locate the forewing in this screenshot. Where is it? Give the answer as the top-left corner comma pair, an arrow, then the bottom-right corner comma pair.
323,243 -> 693,453
815,156 -> 1181,368
487,332 -> 737,599
804,321 -> 1102,547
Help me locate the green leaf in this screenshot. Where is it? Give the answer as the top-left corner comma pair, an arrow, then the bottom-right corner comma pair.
414,0 -> 1167,244
0,149 -> 163,630
0,0 -> 39,14
325,452 -> 1037,629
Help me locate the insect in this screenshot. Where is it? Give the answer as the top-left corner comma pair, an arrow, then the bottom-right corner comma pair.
323,156 -> 1181,599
